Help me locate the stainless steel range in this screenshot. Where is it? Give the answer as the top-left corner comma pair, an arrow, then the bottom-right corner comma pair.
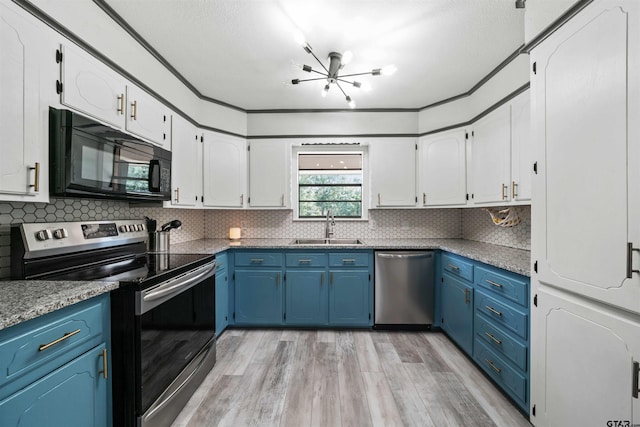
11,220 -> 216,427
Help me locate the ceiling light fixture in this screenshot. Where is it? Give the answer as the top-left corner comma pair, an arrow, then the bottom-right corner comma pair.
291,35 -> 396,109
515,0 -> 526,9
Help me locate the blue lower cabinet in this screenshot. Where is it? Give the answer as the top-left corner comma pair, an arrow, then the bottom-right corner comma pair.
441,273 -> 474,355
0,342 -> 109,427
234,269 -> 283,325
329,270 -> 372,326
284,270 -> 328,325
215,270 -> 229,336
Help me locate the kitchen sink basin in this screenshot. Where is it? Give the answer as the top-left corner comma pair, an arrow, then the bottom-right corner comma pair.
290,238 -> 365,245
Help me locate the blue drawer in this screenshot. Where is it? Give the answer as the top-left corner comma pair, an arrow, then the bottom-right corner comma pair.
234,252 -> 283,267
442,253 -> 473,282
214,251 -> 228,272
329,252 -> 369,267
474,339 -> 528,411
475,265 -> 528,307
475,289 -> 528,340
286,252 -> 327,267
0,295 -> 108,400
475,313 -> 527,371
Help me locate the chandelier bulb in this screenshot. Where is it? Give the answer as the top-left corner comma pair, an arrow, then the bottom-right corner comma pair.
346,96 -> 356,109
321,84 -> 330,97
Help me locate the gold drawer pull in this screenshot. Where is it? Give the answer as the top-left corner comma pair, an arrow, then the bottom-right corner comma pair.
485,332 -> 502,345
99,348 -> 108,379
485,359 -> 502,373
486,279 -> 503,288
485,306 -> 503,317
131,100 -> 138,120
464,288 -> 470,305
501,183 -> 508,200
117,94 -> 124,114
448,264 -> 460,271
39,329 -> 81,351
29,162 -> 40,192
342,259 -> 356,263
298,259 -> 312,264
250,258 -> 264,263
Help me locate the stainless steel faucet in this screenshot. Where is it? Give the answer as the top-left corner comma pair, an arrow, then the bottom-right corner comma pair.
325,209 -> 335,238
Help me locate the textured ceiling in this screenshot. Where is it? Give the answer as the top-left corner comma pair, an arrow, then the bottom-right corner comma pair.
102,0 -> 525,110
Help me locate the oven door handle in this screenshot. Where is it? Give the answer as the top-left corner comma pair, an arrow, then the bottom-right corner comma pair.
136,261 -> 216,315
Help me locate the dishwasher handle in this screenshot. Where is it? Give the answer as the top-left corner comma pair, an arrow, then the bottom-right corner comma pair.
376,252 -> 433,259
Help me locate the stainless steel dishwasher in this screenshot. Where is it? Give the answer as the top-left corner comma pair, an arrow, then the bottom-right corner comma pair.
374,251 -> 434,327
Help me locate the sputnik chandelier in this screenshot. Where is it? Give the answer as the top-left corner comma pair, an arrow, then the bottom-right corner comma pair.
291,33 -> 397,109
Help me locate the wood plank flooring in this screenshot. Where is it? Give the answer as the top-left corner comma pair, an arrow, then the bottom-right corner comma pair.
171,329 -> 532,427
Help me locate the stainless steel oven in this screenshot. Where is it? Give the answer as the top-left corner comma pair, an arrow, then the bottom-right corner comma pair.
11,221 -> 216,427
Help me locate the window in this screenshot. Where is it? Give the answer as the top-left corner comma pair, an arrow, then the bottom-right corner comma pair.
297,151 -> 364,219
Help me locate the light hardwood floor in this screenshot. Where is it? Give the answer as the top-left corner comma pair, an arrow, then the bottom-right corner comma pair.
171,329 -> 532,427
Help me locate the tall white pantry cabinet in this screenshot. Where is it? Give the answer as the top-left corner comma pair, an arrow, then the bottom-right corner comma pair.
530,1 -> 640,426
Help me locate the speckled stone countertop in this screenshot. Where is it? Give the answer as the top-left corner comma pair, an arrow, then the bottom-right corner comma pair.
0,280 -> 119,331
1,238 -> 529,332
168,238 -> 531,277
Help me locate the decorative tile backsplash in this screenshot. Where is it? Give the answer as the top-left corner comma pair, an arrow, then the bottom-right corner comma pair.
462,205 -> 531,250
0,198 -> 204,279
0,198 -> 531,279
204,209 -> 463,240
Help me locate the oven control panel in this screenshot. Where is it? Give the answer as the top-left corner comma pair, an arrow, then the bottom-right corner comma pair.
17,220 -> 148,257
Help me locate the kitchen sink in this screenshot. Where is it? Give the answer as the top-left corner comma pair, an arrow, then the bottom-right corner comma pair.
290,238 -> 365,245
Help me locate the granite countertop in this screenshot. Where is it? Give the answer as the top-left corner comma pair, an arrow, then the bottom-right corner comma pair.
0,280 -> 119,331
168,238 -> 531,277
1,238 -> 529,332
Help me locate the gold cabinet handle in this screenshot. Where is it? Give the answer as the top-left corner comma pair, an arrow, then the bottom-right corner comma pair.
423,193 -> 426,205
464,288 -> 470,304
377,193 -> 381,206
240,194 -> 244,206
511,181 -> 518,199
485,359 -> 502,373
39,329 -> 81,351
281,194 -> 285,206
250,258 -> 264,263
131,100 -> 138,120
485,305 -> 502,316
298,259 -> 312,264
486,279 -> 503,288
99,348 -> 108,379
29,162 -> 40,192
485,332 -> 502,345
501,184 -> 508,200
174,188 -> 180,203
117,94 -> 124,114
448,264 -> 460,271
342,259 -> 356,264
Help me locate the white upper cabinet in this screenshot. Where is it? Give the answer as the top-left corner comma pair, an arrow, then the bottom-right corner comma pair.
370,138 -> 417,207
531,0 -> 640,314
248,140 -> 290,208
60,44 -> 169,148
418,128 -> 467,207
469,103 -> 512,204
60,43 -> 127,130
0,2 -> 53,202
202,131 -> 246,208
168,115 -> 201,208
510,91 -> 532,202
125,85 -> 171,149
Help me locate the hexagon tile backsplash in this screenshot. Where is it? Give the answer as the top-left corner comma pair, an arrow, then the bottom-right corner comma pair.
0,198 -> 530,279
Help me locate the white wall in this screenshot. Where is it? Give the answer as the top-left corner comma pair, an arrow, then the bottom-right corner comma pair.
418,54 -> 530,134
247,111 -> 418,136
525,0 -> 582,43
28,0 -> 247,136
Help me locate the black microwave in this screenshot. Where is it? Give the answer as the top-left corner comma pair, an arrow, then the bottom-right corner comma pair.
49,108 -> 171,201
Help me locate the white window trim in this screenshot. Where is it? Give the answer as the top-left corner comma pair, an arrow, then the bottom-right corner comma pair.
292,144 -> 369,221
